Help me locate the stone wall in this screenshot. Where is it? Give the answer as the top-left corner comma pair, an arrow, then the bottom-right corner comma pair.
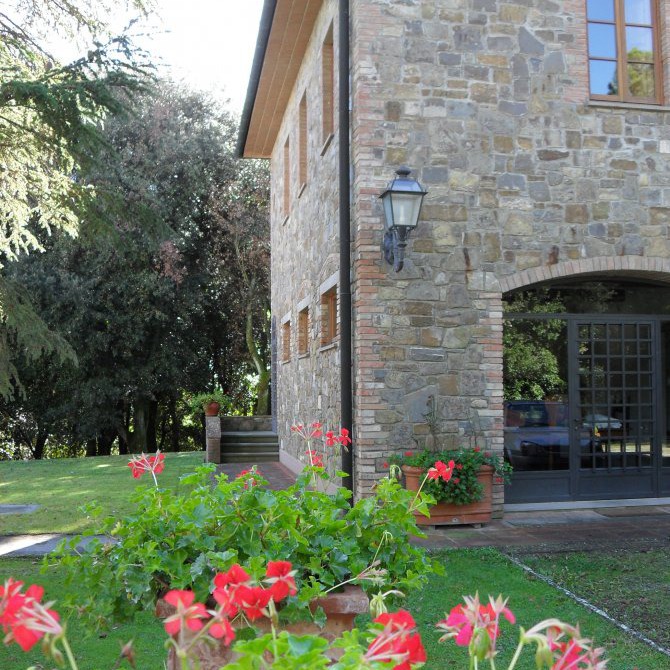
349,0 -> 670,505
269,0 -> 343,469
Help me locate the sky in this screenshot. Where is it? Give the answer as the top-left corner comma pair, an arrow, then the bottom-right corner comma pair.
139,0 -> 265,113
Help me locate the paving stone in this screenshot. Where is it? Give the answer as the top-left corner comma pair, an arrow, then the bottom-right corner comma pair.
0,504 -> 39,515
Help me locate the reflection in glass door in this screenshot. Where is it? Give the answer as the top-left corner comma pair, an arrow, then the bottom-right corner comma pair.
576,322 -> 654,470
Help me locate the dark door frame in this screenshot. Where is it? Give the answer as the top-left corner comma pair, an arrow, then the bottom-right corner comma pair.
505,312 -> 668,503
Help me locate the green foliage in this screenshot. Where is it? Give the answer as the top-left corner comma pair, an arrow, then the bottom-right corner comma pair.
503,289 -> 568,401
390,448 -> 512,505
187,390 -> 233,414
0,1 -> 154,399
54,465 -> 439,629
0,80 -> 270,456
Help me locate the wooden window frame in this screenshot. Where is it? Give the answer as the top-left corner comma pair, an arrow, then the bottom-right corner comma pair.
282,320 -> 291,362
299,94 -> 307,192
587,0 -> 663,104
320,287 -> 338,347
321,25 -> 334,146
283,138 -> 290,219
298,306 -> 309,356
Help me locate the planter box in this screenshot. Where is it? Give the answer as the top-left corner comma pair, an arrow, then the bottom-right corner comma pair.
157,585 -> 368,669
402,464 -> 494,527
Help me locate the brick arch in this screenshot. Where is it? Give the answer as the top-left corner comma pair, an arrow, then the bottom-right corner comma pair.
499,256 -> 670,294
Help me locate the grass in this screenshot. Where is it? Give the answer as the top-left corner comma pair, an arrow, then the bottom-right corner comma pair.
0,557 -> 165,670
408,548 -> 670,670
1,456 -> 668,668
0,452 -> 203,535
520,547 -> 670,650
1,549 -> 667,669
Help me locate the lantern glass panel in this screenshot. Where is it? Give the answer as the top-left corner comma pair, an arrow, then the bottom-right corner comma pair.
391,193 -> 422,228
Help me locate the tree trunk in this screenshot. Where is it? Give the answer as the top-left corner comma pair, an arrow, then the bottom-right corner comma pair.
129,397 -> 151,453
85,439 -> 97,457
147,399 -> 158,452
33,430 -> 48,460
169,396 -> 180,453
246,307 -> 270,415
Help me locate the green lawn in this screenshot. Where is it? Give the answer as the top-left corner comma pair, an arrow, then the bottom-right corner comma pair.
408,549 -> 669,670
1,456 -> 667,668
0,557 -> 165,670
1,549 -> 666,669
520,547 -> 670,651
0,452 -> 203,534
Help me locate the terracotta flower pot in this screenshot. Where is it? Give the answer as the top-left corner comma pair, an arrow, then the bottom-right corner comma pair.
402,464 -> 494,527
204,401 -> 221,416
157,585 -> 369,670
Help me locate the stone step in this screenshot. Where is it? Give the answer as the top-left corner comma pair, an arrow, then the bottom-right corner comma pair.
220,430 -> 279,464
221,431 -> 278,443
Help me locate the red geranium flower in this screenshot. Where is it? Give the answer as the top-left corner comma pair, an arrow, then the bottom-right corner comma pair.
366,610 -> 426,670
427,460 -> 455,482
235,585 -> 272,621
264,561 -> 297,602
236,469 -> 262,488
213,565 -> 252,617
162,590 -> 209,637
127,450 -> 165,484
306,449 -> 324,468
0,580 -> 62,652
338,428 -> 352,446
207,611 -> 236,646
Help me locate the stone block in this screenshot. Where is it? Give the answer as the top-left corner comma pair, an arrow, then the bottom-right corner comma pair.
518,27 -> 544,55
409,348 -> 446,362
650,207 -> 670,225
565,204 -> 588,224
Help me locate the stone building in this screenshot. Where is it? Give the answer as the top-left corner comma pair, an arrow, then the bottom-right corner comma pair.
238,0 -> 670,510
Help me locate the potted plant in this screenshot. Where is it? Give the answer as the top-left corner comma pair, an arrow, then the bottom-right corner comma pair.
1,574 -> 611,670
54,433 -> 440,668
188,389 -> 231,416
390,446 -> 512,527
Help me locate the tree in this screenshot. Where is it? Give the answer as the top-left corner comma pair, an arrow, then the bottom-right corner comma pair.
209,161 -> 271,414
1,80 -> 271,457
0,0 -> 153,397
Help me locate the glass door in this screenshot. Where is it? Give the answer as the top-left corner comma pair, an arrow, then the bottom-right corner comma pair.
571,320 -> 657,498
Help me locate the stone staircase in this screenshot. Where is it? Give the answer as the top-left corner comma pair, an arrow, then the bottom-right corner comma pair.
220,429 -> 279,463
206,415 -> 279,463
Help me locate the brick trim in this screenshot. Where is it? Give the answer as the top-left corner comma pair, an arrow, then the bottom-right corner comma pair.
500,256 -> 670,293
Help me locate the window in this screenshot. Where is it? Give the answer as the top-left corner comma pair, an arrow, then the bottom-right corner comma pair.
282,320 -> 291,362
321,25 -> 334,144
587,0 -> 661,103
320,287 -> 338,346
283,138 -> 290,218
299,94 -> 307,191
298,306 -> 309,355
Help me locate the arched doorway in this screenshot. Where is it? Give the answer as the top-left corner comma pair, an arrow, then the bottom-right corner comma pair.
503,277 -> 670,503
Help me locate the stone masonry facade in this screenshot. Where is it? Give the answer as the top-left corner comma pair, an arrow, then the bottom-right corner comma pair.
271,0 -> 342,473
268,0 -> 670,508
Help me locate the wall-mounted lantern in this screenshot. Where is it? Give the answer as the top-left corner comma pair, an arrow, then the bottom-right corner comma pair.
379,167 -> 428,272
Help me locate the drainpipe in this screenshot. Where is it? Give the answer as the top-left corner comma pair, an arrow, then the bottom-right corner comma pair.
339,0 -> 353,493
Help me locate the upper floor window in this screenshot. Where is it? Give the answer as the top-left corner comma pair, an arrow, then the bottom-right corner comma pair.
283,137 -> 290,218
587,0 -> 662,104
320,286 -> 338,347
321,25 -> 334,145
299,94 -> 307,192
282,319 -> 291,362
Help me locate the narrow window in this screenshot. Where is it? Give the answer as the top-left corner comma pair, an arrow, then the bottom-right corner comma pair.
320,287 -> 338,347
299,94 -> 307,191
587,0 -> 661,103
283,138 -> 290,218
282,320 -> 291,362
298,307 -> 309,355
322,25 -> 334,143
